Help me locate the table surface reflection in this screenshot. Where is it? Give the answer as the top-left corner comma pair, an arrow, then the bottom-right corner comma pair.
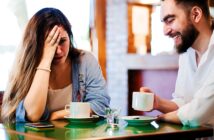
0,119 -> 213,140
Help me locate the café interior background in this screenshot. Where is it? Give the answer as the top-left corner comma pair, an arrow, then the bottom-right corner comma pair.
0,0 -> 214,115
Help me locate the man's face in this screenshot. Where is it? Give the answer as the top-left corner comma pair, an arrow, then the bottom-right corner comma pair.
160,0 -> 199,54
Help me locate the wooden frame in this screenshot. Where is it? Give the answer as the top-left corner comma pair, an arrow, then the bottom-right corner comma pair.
127,2 -> 152,54
95,0 -> 107,79
210,0 -> 214,7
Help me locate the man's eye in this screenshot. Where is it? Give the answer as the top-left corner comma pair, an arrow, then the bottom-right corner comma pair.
166,18 -> 174,24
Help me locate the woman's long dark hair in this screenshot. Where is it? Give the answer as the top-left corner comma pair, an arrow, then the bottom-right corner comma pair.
1,8 -> 80,122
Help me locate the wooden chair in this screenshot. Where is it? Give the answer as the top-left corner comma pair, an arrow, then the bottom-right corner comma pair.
0,91 -> 3,105
0,91 -> 3,122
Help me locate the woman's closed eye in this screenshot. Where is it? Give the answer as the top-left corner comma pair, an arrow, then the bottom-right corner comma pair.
59,38 -> 66,45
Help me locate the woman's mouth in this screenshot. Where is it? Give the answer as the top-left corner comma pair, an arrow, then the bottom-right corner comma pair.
54,56 -> 63,60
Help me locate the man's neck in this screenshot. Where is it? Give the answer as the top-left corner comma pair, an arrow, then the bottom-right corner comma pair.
192,27 -> 212,65
192,29 -> 212,54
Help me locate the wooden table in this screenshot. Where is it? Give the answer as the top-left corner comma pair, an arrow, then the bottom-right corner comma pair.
0,119 -> 213,140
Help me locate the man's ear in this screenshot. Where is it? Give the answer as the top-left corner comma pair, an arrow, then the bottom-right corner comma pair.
191,6 -> 202,23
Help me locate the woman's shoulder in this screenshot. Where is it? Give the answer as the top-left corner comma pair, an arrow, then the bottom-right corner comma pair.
79,50 -> 97,62
77,50 -> 100,73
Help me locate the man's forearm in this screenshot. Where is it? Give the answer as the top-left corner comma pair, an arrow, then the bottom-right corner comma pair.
157,98 -> 179,113
158,111 -> 181,124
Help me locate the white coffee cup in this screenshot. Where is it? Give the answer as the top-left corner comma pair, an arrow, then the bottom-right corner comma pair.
65,102 -> 91,118
132,91 -> 154,111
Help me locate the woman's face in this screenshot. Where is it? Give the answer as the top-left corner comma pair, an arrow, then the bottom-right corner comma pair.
52,26 -> 70,65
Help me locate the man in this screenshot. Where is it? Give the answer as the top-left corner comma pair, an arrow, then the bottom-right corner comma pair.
141,0 -> 214,127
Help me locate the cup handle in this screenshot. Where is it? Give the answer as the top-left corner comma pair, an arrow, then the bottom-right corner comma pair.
65,105 -> 70,112
65,131 -> 71,139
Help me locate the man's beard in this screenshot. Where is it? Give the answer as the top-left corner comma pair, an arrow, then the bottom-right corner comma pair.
174,23 -> 199,54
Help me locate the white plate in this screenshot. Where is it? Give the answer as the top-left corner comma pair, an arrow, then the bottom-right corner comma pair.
64,115 -> 100,123
120,116 -> 157,126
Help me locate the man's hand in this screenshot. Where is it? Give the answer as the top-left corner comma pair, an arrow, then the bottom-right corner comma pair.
140,87 -> 178,113
140,87 -> 160,110
158,111 -> 181,124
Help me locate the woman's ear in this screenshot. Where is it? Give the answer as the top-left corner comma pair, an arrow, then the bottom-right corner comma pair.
191,6 -> 202,23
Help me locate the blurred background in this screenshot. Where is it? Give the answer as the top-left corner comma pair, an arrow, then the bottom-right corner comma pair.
0,0 -> 214,116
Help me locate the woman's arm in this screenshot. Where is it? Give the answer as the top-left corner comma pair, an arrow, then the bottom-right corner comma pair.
49,110 -> 69,121
24,26 -> 61,122
80,52 -> 110,116
49,108 -> 94,121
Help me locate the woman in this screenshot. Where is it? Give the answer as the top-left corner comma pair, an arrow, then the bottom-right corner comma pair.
1,8 -> 110,122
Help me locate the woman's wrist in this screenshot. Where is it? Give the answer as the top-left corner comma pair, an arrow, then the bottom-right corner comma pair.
36,67 -> 51,72
38,59 -> 52,70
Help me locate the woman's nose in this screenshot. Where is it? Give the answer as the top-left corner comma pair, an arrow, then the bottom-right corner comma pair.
55,46 -> 62,54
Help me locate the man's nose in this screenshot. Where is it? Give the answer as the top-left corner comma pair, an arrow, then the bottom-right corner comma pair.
163,24 -> 172,36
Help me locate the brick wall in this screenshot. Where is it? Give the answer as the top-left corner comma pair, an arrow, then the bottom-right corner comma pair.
106,0 -> 128,115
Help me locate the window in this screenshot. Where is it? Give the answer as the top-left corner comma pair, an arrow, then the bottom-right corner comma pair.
0,4 -> 20,90
151,6 -> 174,55
128,3 -> 174,55
0,0 -> 91,90
128,3 -> 152,54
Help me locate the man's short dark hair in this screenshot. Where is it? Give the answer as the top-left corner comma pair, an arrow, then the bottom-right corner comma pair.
161,0 -> 210,19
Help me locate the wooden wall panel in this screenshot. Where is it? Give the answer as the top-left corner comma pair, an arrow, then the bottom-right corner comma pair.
95,0 -> 107,79
210,0 -> 214,7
